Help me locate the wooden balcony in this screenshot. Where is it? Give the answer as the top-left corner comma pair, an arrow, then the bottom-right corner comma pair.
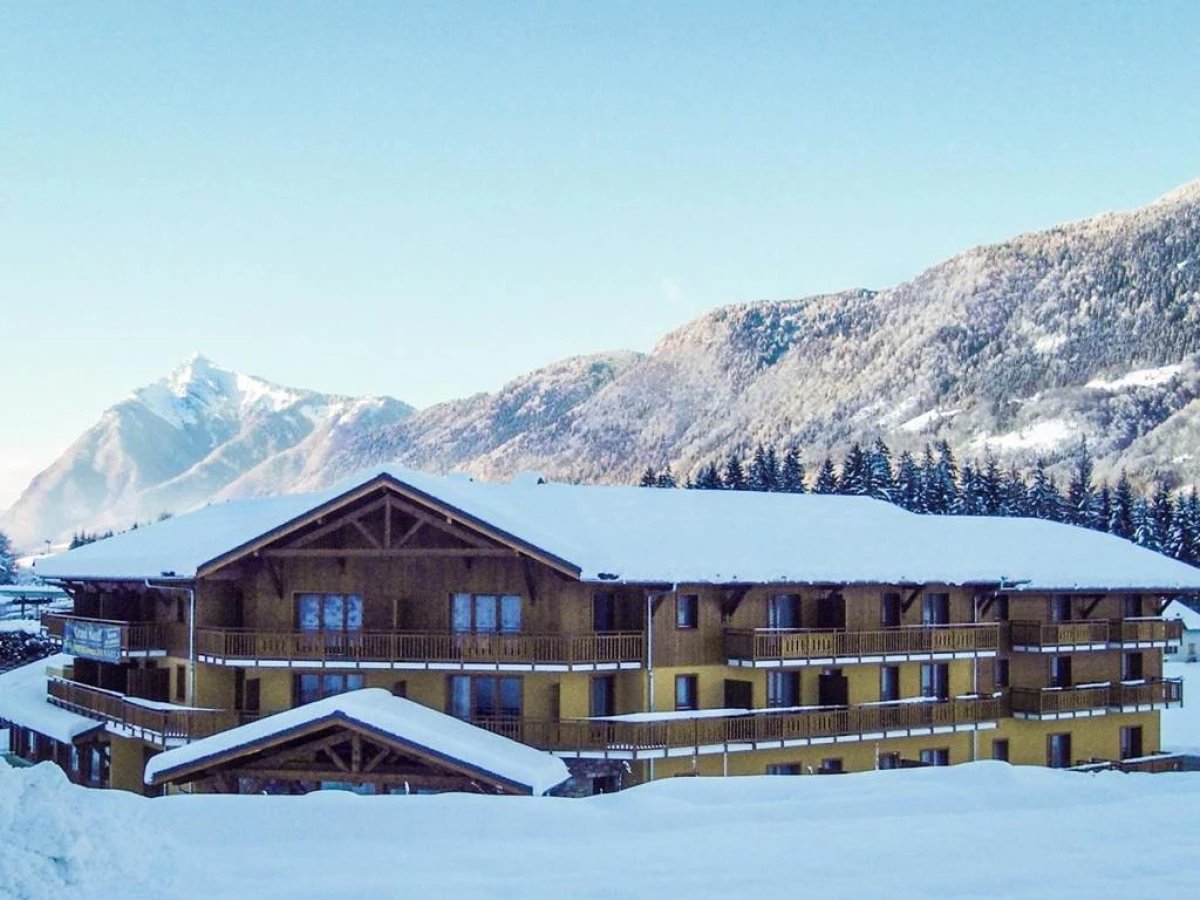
725,624 -> 999,667
47,677 -> 251,747
1109,618 -> 1183,647
1011,618 -> 1183,652
42,612 -> 175,660
473,696 -> 1003,760
195,628 -> 644,672
1011,678 -> 1183,720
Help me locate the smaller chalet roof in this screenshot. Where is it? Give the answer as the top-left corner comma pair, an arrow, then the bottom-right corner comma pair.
144,688 -> 569,796
1164,599 -> 1200,632
33,465 -> 1200,591
0,654 -> 103,745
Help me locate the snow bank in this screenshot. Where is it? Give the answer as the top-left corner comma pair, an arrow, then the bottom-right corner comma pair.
6,760 -> 1200,900
0,655 -> 102,745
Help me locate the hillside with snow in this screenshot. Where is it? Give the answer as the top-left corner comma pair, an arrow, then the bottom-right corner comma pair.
4,179 -> 1200,546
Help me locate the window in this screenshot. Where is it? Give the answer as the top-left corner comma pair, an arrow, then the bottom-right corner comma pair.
767,671 -> 800,708
1121,652 -> 1144,681
448,675 -> 522,720
590,675 -> 616,718
676,594 -> 699,629
1050,595 -> 1072,623
878,752 -> 901,770
881,592 -> 902,628
174,664 -> 186,703
819,758 -> 844,774
922,593 -> 950,626
675,674 -> 699,711
1120,726 -> 1143,760
919,748 -> 950,767
592,593 -> 616,632
994,658 -> 1010,689
1049,655 -> 1072,688
768,594 -> 801,629
880,665 -> 900,702
993,595 -> 1010,621
992,739 -> 1010,762
920,663 -> 949,700
1047,732 -> 1072,768
297,593 -> 364,632
766,763 -> 802,776
1124,594 -> 1143,619
296,672 -> 364,705
451,593 -> 521,634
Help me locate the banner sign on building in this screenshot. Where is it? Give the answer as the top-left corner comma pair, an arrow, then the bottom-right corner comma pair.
63,620 -> 123,663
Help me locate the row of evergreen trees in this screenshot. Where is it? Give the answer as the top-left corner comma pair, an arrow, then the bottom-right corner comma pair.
638,439 -> 1200,566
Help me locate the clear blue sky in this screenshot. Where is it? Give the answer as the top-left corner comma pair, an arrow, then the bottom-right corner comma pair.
2,1 -> 1199,506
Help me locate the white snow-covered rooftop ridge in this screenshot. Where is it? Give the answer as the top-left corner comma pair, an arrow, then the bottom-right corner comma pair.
144,688 -> 569,795
0,654 -> 103,745
33,464 -> 1200,591
1164,599 -> 1200,632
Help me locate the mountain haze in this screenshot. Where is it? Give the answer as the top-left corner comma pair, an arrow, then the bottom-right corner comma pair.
5,179 -> 1200,548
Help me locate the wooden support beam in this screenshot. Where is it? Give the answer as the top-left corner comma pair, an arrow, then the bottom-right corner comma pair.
352,519 -> 382,549
384,502 -> 392,549
1081,595 -> 1103,619
522,558 -> 540,606
901,586 -> 924,614
363,746 -> 391,775
265,558 -> 285,601
720,586 -> 752,622
395,520 -> 425,548
320,744 -> 351,773
351,733 -> 363,774
384,496 -> 495,549
292,498 -> 390,548
263,548 -> 519,559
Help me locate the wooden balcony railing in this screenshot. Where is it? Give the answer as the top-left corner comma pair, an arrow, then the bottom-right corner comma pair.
1109,618 -> 1184,645
42,612 -> 176,658
1010,620 -> 1110,648
195,628 -> 644,668
724,624 -> 999,664
1011,678 -> 1183,717
47,678 -> 251,746
1110,678 -> 1183,708
471,697 -> 1003,757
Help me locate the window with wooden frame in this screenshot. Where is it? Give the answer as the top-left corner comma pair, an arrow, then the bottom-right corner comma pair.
1124,594 -> 1143,619
767,670 -> 800,708
819,758 -> 844,774
766,763 -> 802,776
676,594 -> 699,629
296,593 -> 364,632
994,658 -> 1010,689
919,747 -> 950,766
877,752 -> 901,770
920,663 -> 949,700
1049,655 -> 1072,688
1120,725 -> 1143,760
447,675 -> 522,720
881,592 -> 902,628
1050,594 -> 1072,623
590,675 -> 616,717
880,665 -> 900,702
295,672 -> 364,705
1121,651 -> 1144,681
592,593 -> 617,632
675,674 -> 699,711
451,593 -> 522,634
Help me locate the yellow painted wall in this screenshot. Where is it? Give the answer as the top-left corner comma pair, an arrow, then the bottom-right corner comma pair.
109,735 -> 150,794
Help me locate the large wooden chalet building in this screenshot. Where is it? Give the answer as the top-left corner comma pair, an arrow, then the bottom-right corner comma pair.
4,467 -> 1197,796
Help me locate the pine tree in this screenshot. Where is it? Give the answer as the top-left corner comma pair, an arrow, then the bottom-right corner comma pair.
1095,482 -> 1113,536
1000,464 -> 1029,516
655,467 -> 677,489
1110,471 -> 1136,539
956,462 -> 989,515
748,444 -> 777,492
922,440 -> 959,513
693,462 -> 723,490
918,445 -> 939,513
0,529 -> 14,585
638,466 -> 658,488
1151,484 -> 1175,549
1132,497 -> 1158,550
1028,459 -> 1064,521
813,458 -> 838,494
779,447 -> 807,493
894,450 -> 922,512
866,438 -> 895,502
722,453 -> 747,491
978,453 -> 1004,516
839,443 -> 870,495
1066,439 -> 1100,528
1181,490 -> 1200,564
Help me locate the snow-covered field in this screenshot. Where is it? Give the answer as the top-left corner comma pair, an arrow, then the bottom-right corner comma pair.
4,758 -> 1200,900
1163,661 -> 1200,753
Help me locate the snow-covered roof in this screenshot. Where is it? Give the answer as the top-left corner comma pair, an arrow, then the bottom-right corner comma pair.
144,688 -> 569,795
1164,599 -> 1200,631
34,465 -> 1200,591
0,654 -> 103,745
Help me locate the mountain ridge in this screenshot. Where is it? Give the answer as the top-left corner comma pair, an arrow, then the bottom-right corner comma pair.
5,178 -> 1200,548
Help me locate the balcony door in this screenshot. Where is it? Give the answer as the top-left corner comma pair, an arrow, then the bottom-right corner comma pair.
1049,655 -> 1072,688
816,594 -> 846,630
922,593 -> 949,626
451,594 -> 522,634
881,592 -> 902,628
297,593 -> 363,656
818,667 -> 848,707
768,594 -> 801,630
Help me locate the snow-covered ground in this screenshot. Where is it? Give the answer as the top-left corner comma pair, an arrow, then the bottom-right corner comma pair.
1163,661 -> 1200,753
4,758 -> 1200,900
